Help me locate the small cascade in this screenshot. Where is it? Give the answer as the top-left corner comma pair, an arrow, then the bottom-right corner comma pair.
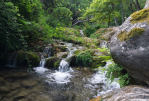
34,45 -> 51,74
6,52 -> 18,68
100,40 -> 108,48
39,45 -> 52,67
88,61 -> 120,96
33,41 -> 120,100
80,30 -> 84,37
58,43 -> 77,72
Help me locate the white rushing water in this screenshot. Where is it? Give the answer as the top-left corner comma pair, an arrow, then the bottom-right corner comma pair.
80,30 -> 84,37
34,42 -> 77,83
33,41 -> 120,100
34,45 -> 51,74
100,40 -> 108,48
47,43 -> 77,83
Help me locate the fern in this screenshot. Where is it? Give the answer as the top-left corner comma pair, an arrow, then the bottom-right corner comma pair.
76,50 -> 92,66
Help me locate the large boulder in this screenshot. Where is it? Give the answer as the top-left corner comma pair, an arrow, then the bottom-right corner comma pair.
90,85 -> 149,101
110,7 -> 149,83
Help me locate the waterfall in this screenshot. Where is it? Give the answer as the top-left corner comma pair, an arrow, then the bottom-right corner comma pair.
34,45 -> 51,74
33,41 -> 120,100
34,42 -> 77,83
100,40 -> 108,48
58,43 -> 77,72
80,30 -> 84,37
39,46 -> 51,67
89,61 -> 120,96
6,52 -> 18,68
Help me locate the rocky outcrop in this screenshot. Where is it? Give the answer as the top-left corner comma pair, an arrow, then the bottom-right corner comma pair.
110,7 -> 149,83
45,52 -> 68,68
51,44 -> 67,56
90,85 -> 149,101
69,49 -> 106,68
6,51 -> 40,68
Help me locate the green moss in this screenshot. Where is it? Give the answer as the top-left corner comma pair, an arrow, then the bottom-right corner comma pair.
130,7 -> 149,24
54,60 -> 60,67
74,50 -> 82,55
45,56 -> 60,68
91,57 -> 106,68
16,51 -> 40,67
117,27 -> 145,41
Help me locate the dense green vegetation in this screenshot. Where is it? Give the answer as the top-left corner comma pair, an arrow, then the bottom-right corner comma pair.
98,48 -> 130,87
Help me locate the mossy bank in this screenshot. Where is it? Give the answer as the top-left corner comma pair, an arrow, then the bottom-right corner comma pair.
117,27 -> 145,41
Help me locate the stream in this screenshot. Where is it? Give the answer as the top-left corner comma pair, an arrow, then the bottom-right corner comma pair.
0,41 -> 120,101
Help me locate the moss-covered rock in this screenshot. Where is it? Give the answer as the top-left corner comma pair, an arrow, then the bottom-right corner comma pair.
117,27 -> 145,41
16,51 -> 40,67
70,50 -> 106,68
56,52 -> 68,58
91,57 -> 106,68
130,7 -> 149,24
45,56 -> 61,69
110,7 -> 149,83
51,45 -> 67,56
45,52 -> 68,69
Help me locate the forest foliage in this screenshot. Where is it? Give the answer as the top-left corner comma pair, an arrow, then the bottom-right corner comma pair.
0,0 -> 147,66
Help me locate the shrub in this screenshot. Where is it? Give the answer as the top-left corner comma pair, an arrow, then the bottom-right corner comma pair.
76,50 -> 93,66
98,48 -> 130,87
105,63 -> 130,87
84,27 -> 96,37
90,33 -> 102,39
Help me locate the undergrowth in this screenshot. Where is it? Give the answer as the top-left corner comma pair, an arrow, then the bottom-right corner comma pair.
76,50 -> 92,66
98,48 -> 130,87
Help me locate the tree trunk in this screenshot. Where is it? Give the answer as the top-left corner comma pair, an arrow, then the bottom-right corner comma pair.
114,17 -> 118,26
135,0 -> 141,10
121,1 -> 124,23
144,0 -> 149,8
130,0 -> 133,13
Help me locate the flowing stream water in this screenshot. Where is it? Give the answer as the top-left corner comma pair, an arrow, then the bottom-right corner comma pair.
33,42 -> 120,101
0,41 -> 120,101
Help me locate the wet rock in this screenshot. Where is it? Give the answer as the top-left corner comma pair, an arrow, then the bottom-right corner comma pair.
56,52 -> 68,58
45,56 -> 61,69
18,99 -> 28,101
110,7 -> 149,83
10,82 -> 20,90
0,77 -> 5,85
90,85 -> 149,101
26,93 -> 51,101
51,45 -> 67,56
16,50 -> 40,67
21,80 -> 37,87
15,88 -> 30,98
4,72 -> 31,79
45,51 -> 68,68
89,96 -> 102,101
1,97 -> 13,101
30,85 -> 45,92
6,89 -> 19,97
0,86 -> 10,93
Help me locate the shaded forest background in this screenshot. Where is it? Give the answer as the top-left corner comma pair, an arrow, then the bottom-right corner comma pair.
0,0 -> 146,66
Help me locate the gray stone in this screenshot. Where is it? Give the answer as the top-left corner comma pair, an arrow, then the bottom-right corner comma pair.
21,80 -> 37,87
90,85 -> 149,101
110,9 -> 149,83
0,86 -> 10,93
